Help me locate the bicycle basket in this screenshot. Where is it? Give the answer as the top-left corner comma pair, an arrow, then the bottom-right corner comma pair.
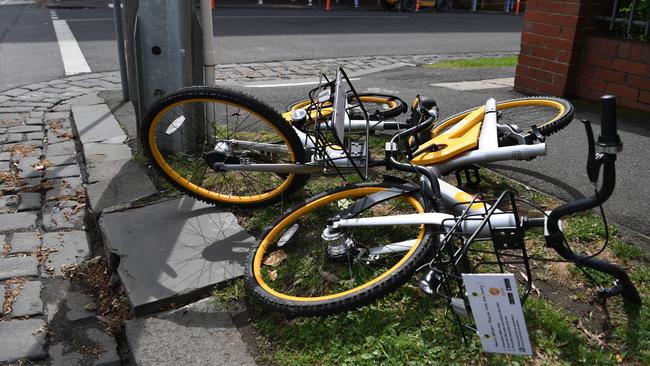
300,67 -> 373,181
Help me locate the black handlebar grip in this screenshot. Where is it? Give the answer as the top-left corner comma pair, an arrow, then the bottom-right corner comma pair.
598,95 -> 620,146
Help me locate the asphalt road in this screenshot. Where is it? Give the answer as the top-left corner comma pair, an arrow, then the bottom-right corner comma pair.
0,3 -> 522,87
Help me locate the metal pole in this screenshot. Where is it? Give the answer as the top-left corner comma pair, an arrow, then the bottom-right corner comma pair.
609,0 -> 618,31
133,0 -> 203,152
627,0 -> 638,37
112,0 -> 129,100
200,0 -> 216,86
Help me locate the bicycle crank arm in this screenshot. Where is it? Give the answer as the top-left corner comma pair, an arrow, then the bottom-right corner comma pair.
213,163 -> 322,174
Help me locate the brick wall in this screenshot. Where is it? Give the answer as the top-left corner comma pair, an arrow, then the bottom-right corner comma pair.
575,36 -> 650,112
514,0 -> 598,96
516,1 -> 575,95
514,0 -> 650,112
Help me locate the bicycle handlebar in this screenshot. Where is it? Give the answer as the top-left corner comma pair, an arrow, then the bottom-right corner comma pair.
545,95 -> 640,305
546,95 -> 622,236
598,95 -> 621,149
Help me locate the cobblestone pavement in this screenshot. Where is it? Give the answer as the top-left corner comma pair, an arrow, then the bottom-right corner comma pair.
0,52 -> 513,364
214,51 -> 517,84
0,72 -> 122,365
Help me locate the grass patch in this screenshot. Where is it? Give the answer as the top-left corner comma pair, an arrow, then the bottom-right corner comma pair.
564,213 -> 619,243
212,278 -> 246,311
610,239 -> 646,260
424,56 -> 518,69
242,281 -> 641,365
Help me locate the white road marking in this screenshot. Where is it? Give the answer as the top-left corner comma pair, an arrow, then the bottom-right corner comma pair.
50,11 -> 91,75
431,77 -> 515,91
0,0 -> 35,5
244,78 -> 360,88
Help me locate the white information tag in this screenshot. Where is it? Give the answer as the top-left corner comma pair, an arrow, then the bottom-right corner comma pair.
462,273 -> 532,356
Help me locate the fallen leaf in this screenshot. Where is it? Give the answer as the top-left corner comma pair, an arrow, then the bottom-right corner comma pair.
263,250 -> 287,266
268,270 -> 277,281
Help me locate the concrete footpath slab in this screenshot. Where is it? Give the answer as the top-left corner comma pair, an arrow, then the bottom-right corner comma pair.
71,104 -> 127,145
99,197 -> 255,316
86,159 -> 157,213
124,298 -> 256,366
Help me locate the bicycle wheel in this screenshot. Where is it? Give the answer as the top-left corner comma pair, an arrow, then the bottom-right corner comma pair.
246,181 -> 438,316
433,96 -> 574,138
143,86 -> 309,207
286,93 -> 407,121
401,0 -> 417,12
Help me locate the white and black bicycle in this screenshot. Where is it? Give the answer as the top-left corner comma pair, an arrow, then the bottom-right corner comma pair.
142,68 -> 573,208
244,95 -> 642,329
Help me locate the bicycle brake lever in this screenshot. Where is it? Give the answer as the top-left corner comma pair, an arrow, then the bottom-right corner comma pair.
581,119 -> 600,183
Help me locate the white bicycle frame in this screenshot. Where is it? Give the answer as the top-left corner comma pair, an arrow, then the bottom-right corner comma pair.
216,94 -> 547,176
326,98 -> 549,254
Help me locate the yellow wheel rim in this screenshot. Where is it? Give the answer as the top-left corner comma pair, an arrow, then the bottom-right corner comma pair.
148,98 -> 297,204
253,186 -> 426,302
433,99 -> 567,137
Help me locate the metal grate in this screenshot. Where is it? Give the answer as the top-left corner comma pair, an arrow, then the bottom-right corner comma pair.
596,0 -> 650,40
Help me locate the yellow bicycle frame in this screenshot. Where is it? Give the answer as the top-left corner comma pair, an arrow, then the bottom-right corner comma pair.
410,106 -> 485,165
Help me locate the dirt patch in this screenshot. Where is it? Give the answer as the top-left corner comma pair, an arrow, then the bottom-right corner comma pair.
0,171 -> 24,191
2,278 -> 26,317
71,337 -> 106,360
62,257 -> 132,335
3,144 -> 36,156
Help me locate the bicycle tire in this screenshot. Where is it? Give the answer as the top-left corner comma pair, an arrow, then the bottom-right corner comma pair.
245,181 -> 438,316
401,0 -> 417,12
286,93 -> 407,121
142,86 -> 309,208
434,96 -> 574,138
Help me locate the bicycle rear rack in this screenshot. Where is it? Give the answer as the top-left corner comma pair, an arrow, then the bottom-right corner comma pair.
422,190 -> 534,343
